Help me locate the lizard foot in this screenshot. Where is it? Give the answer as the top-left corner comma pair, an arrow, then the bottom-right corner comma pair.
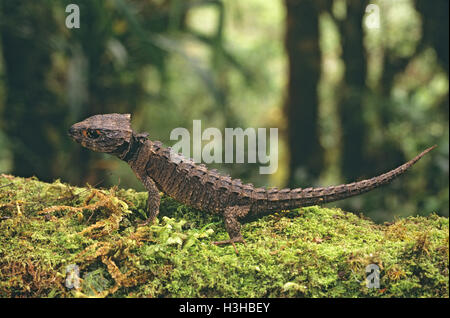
212,237 -> 246,254
137,217 -> 155,227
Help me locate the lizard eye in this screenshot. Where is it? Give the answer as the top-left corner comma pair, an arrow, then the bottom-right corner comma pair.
86,129 -> 101,139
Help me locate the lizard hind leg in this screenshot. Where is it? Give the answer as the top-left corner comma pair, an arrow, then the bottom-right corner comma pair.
212,205 -> 250,254
138,176 -> 161,226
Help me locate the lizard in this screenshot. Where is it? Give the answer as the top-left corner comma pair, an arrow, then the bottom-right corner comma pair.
68,113 -> 436,252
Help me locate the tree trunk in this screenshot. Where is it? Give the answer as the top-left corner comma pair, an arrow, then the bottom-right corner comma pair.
284,0 -> 324,187
414,0 -> 449,116
0,1 -> 64,182
337,0 -> 369,180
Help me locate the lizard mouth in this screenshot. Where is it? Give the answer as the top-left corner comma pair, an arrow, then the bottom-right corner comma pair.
67,125 -> 84,145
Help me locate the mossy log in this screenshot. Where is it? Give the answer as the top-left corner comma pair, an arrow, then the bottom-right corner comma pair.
0,174 -> 448,297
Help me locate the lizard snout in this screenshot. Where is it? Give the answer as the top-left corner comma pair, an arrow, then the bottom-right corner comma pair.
68,125 -> 78,139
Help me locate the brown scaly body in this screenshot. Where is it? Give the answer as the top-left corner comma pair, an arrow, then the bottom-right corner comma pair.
69,114 -> 436,252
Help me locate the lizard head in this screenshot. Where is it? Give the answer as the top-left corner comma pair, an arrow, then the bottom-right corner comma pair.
68,113 -> 133,155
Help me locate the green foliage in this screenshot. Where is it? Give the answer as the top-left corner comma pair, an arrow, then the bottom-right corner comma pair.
0,0 -> 447,224
0,175 -> 448,297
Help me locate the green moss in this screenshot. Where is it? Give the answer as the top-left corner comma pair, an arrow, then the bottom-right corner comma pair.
0,174 -> 448,297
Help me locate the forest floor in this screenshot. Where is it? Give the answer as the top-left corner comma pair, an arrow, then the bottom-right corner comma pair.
0,174 -> 448,297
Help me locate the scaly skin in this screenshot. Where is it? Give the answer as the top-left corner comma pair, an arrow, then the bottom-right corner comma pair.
68,114 -> 436,253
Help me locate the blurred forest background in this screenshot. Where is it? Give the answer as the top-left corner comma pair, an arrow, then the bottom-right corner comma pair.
0,0 -> 448,222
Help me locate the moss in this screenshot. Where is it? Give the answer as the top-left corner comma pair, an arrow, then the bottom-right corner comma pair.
0,174 -> 448,298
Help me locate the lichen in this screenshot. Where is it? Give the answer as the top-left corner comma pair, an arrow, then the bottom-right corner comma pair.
0,174 -> 448,297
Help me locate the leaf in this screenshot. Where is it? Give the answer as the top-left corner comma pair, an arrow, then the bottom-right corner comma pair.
182,236 -> 197,250
282,282 -> 307,293
114,0 -> 227,106
167,235 -> 183,246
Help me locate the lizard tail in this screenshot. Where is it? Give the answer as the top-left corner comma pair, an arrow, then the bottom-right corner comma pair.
261,145 -> 436,213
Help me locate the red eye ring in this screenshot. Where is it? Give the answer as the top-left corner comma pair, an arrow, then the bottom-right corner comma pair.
84,129 -> 101,139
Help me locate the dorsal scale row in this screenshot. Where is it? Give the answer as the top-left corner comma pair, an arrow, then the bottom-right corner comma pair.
143,139 -> 435,217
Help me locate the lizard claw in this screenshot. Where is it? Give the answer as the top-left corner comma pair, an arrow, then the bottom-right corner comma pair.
138,217 -> 154,227
212,237 -> 246,254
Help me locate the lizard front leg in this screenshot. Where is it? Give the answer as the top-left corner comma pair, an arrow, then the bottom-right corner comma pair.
139,175 -> 161,225
213,205 -> 250,254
